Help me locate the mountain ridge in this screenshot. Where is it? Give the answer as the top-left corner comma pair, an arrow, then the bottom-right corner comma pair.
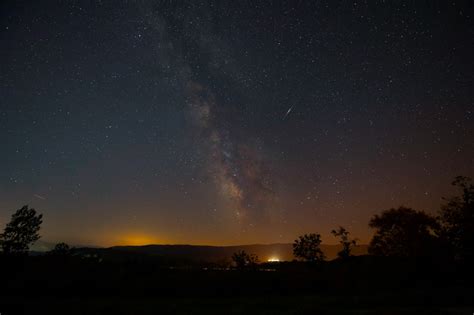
95,243 -> 369,262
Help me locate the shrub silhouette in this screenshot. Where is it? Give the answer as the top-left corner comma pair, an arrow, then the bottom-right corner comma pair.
231,250 -> 259,269
293,233 -> 325,262
0,205 -> 43,255
368,206 -> 439,257
331,226 -> 357,259
439,176 -> 474,263
48,242 -> 72,256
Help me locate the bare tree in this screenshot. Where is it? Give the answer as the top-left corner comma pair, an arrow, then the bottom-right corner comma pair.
331,226 -> 357,259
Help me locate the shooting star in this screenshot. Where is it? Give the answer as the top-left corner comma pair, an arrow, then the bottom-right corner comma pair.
34,194 -> 46,200
283,106 -> 293,120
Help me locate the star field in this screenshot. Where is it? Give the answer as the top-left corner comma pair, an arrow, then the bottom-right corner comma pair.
0,1 -> 473,246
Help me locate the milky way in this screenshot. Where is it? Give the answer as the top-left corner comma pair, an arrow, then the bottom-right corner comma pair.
185,81 -> 275,221
140,3 -> 277,222
1,1 -> 472,245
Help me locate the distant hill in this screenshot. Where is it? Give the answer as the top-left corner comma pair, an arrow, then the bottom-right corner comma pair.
30,240 -> 56,252
30,240 -> 100,253
78,243 -> 368,263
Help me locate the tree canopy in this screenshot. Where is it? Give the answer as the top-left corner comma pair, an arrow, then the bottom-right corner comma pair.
231,250 -> 259,269
0,205 -> 43,255
368,206 -> 439,257
48,242 -> 72,256
293,233 -> 325,262
439,176 -> 474,263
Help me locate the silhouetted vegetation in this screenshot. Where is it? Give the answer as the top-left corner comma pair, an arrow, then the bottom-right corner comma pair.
439,176 -> 474,264
368,206 -> 439,257
231,250 -> 259,269
331,226 -> 357,259
47,242 -> 72,256
0,205 -> 42,255
1,176 -> 473,314
293,233 -> 325,262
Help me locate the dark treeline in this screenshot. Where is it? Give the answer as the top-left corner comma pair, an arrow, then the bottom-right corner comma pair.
0,176 -> 473,314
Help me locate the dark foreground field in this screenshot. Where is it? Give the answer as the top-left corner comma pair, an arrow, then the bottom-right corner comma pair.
3,293 -> 473,315
1,255 -> 473,315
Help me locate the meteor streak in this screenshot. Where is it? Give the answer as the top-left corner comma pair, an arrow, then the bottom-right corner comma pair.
283,106 -> 293,120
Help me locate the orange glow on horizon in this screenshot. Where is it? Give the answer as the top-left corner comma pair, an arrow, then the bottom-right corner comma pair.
115,234 -> 160,246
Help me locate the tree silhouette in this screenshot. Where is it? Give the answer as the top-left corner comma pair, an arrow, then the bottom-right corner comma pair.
368,206 -> 439,257
48,242 -> 72,256
293,233 -> 325,262
439,176 -> 474,263
0,205 -> 43,255
331,226 -> 357,259
231,250 -> 259,269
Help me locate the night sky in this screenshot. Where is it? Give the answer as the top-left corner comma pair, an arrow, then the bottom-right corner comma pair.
1,1 -> 473,247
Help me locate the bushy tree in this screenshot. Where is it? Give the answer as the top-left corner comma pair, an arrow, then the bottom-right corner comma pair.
48,242 -> 72,256
231,250 -> 259,268
439,176 -> 474,263
331,226 -> 357,259
368,206 -> 439,257
0,205 -> 43,255
293,233 -> 325,262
